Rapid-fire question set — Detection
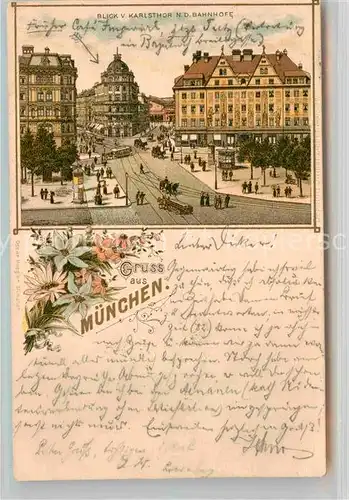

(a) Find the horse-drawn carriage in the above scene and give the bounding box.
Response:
[134,138,147,150]
[159,179,179,196]
[152,146,165,159]
[157,196,193,215]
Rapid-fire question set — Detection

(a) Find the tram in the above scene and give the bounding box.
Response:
[107,146,132,159]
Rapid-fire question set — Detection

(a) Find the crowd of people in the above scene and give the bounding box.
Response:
[199,192,230,209]
[40,188,55,204]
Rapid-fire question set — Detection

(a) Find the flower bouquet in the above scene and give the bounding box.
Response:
[23,227,164,354]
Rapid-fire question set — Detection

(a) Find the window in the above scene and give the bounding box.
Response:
[31,109,36,118]
[269,117,274,127]
[256,91,261,98]
[260,68,268,75]
[269,104,274,112]
[303,118,309,126]
[294,103,299,112]
[228,92,233,98]
[241,91,246,99]
[191,92,196,99]
[20,107,25,116]
[286,78,292,84]
[46,91,52,101]
[215,80,219,86]
[191,119,196,127]
[241,104,246,112]
[268,78,274,84]
[190,80,196,86]
[199,118,205,127]
[37,91,44,101]
[303,104,308,112]
[256,119,261,127]
[181,93,187,99]
[240,78,246,85]
[228,119,233,126]
[255,79,260,85]
[269,90,274,98]
[228,79,233,85]
[182,105,187,114]
[285,90,290,97]
[20,92,25,100]
[200,92,205,99]
[199,105,205,113]
[228,104,233,112]
[256,104,261,112]
[38,108,44,117]
[242,117,247,126]
[181,118,187,127]
[215,118,220,126]
[219,68,227,76]
[303,90,308,97]
[215,104,220,112]
[20,125,25,134]
[294,90,300,97]
[191,105,196,114]
[293,78,298,84]
[215,92,220,99]
[46,108,53,117]
[20,77,25,84]
[294,118,300,126]
[285,117,291,126]
[285,103,290,112]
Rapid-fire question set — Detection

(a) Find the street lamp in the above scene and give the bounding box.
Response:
[125,172,129,206]
[180,144,183,163]
[210,142,217,190]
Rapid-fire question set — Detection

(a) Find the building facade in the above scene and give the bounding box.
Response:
[148,96,175,123]
[85,50,149,137]
[76,87,96,129]
[173,48,311,147]
[19,45,78,147]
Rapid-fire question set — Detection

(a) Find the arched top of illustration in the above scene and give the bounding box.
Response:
[23,227,164,355]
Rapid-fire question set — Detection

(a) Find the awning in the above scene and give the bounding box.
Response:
[214,134,221,140]
[190,134,197,140]
[181,134,188,140]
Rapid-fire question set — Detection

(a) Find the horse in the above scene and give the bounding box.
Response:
[171,182,179,195]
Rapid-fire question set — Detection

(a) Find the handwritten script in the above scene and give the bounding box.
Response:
[13,231,325,479]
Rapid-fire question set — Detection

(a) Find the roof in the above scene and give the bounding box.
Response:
[19,52,76,70]
[173,51,309,88]
[106,56,129,73]
[148,95,174,106]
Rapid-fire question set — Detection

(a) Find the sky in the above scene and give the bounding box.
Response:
[16,4,313,96]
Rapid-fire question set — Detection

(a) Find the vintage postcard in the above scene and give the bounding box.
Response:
[9,0,326,480]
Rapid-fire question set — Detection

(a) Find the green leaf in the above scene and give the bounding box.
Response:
[67,255,89,268]
[67,272,79,294]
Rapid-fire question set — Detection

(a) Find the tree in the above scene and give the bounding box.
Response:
[276,135,295,178]
[237,139,258,180]
[254,138,272,187]
[56,143,78,183]
[34,126,58,182]
[20,129,36,196]
[290,136,311,197]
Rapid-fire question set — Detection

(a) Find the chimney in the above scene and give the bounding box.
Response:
[276,49,281,62]
[283,48,288,56]
[196,50,202,58]
[298,62,303,70]
[242,49,253,61]
[203,52,209,62]
[184,65,190,72]
[232,49,241,62]
[22,45,34,55]
[44,47,50,54]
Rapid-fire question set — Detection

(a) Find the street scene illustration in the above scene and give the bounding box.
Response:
[18,6,313,226]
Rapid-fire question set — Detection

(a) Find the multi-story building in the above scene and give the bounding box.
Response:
[19,45,78,147]
[148,96,175,123]
[76,87,96,129]
[173,47,311,147]
[89,50,148,137]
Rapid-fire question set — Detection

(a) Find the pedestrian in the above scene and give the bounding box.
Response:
[202,161,206,172]
[140,164,144,174]
[50,191,55,204]
[40,188,44,200]
[270,169,273,177]
[136,190,140,205]
[100,167,105,178]
[88,150,91,159]
[218,195,223,209]
[103,183,108,195]
[248,181,252,194]
[94,156,98,165]
[194,150,197,160]
[225,194,230,208]
[277,185,281,197]
[44,188,48,200]
[205,193,210,207]
[255,182,259,194]
[96,172,100,182]
[242,181,247,194]
[190,162,195,172]
[96,184,101,196]
[229,170,233,181]
[140,192,145,205]
[171,152,174,161]
[273,187,277,198]
[288,186,292,198]
[200,192,205,206]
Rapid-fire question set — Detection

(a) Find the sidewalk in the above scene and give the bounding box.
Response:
[21,170,126,210]
[172,153,311,204]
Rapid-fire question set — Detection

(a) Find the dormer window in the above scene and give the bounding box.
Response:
[260,68,268,75]
[219,68,227,76]
[240,78,246,85]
